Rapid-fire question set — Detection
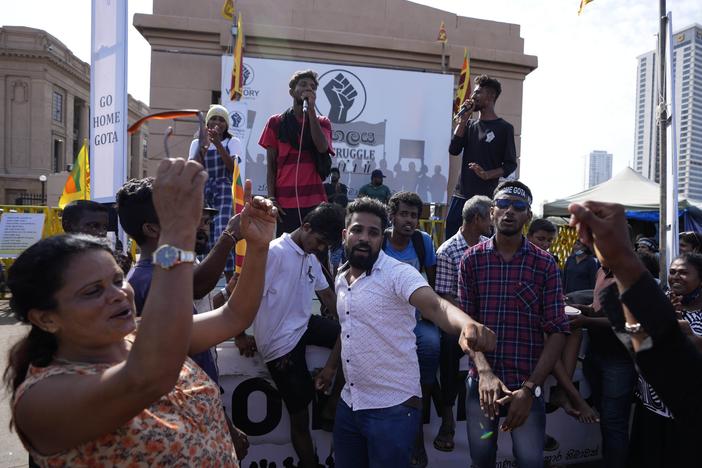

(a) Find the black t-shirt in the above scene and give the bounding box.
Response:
[448,118,517,198]
[563,255,599,293]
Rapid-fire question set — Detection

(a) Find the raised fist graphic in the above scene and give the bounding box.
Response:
[323,73,357,123]
[231,112,243,128]
[242,66,252,86]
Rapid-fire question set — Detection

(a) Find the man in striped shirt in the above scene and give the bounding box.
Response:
[259,70,333,236]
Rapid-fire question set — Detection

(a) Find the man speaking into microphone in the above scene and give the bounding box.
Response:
[446,75,517,239]
[259,70,334,236]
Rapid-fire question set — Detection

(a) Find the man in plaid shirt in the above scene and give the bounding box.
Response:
[458,180,569,468]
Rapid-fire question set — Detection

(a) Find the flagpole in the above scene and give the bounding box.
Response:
[658,0,668,285]
[441,42,446,74]
[83,138,89,201]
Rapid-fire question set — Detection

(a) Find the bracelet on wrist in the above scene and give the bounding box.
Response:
[222,230,239,244]
[220,287,230,300]
[624,322,644,334]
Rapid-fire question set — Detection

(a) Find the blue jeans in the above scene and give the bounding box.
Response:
[583,351,635,468]
[414,316,440,386]
[466,378,546,468]
[333,398,421,468]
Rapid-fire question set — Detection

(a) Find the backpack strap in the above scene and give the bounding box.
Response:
[411,230,427,272]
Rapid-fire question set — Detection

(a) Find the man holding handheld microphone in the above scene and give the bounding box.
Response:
[446,75,518,239]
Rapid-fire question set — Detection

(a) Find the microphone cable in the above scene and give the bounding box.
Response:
[294,103,306,228]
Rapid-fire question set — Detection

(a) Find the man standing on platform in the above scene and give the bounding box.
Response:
[446,75,517,239]
[259,70,334,236]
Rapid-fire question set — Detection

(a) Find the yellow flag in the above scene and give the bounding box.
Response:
[578,0,593,15]
[221,0,234,20]
[453,48,470,114]
[58,140,90,208]
[229,13,244,101]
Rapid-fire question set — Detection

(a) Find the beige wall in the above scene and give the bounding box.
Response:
[135,0,537,192]
[0,26,149,205]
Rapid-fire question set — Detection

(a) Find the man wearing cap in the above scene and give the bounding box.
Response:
[458,180,568,468]
[447,75,517,240]
[358,169,392,204]
[189,104,244,279]
[259,70,334,236]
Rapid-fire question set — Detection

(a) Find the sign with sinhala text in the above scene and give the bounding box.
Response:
[90,0,128,202]
[221,57,454,203]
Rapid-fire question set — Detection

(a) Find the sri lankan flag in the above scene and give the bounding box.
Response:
[58,140,90,208]
[578,0,593,15]
[231,155,246,272]
[453,48,471,115]
[229,13,244,101]
[437,21,448,43]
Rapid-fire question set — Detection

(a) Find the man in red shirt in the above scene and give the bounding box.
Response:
[259,70,333,236]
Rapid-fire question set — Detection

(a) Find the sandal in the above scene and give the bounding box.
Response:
[433,423,455,452]
[410,445,428,468]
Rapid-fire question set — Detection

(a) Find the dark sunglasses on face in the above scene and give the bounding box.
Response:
[494,198,529,212]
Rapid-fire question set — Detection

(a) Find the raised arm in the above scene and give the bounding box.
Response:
[15,159,209,455]
[189,180,277,355]
[410,286,495,354]
[193,215,239,299]
[303,90,330,153]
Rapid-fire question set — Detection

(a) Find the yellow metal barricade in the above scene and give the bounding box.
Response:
[419,219,445,249]
[551,225,578,269]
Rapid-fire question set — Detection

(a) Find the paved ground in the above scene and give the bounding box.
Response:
[0,300,29,468]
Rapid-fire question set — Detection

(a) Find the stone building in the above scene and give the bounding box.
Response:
[0,26,149,206]
[134,0,537,193]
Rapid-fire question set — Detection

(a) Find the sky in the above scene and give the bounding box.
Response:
[4,0,702,214]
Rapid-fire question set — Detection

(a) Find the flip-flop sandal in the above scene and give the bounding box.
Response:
[433,425,455,452]
[410,446,429,468]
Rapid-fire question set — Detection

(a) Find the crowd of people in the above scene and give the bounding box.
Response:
[3,69,701,468]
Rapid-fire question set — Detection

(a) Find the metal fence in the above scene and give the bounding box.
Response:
[13,193,46,206]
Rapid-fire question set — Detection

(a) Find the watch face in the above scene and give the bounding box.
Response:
[534,386,542,398]
[155,246,178,269]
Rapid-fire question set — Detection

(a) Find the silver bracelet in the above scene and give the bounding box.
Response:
[624,322,643,334]
[220,287,230,300]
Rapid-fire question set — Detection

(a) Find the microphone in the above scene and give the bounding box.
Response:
[454,102,473,120]
[302,97,309,113]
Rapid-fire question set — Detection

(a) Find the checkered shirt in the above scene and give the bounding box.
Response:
[458,236,569,390]
[435,232,489,300]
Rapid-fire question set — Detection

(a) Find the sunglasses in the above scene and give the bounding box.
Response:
[494,198,530,212]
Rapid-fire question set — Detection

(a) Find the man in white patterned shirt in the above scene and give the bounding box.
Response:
[433,195,492,452]
[333,197,496,468]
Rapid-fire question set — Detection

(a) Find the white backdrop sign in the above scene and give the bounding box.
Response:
[221,57,453,203]
[90,0,128,202]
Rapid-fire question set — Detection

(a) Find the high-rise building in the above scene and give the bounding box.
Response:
[633,24,702,200]
[583,150,613,189]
